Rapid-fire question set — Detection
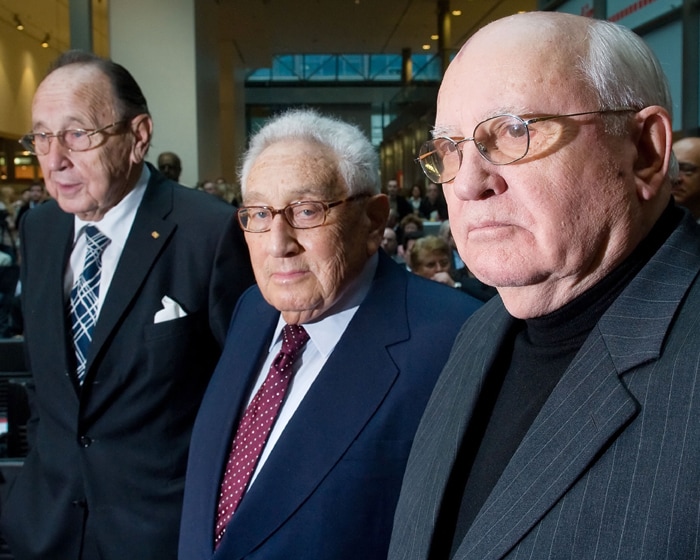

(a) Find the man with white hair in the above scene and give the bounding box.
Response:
[179,109,482,559]
[390,12,700,560]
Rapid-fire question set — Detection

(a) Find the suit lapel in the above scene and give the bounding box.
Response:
[455,214,700,560]
[220,256,411,557]
[84,174,175,379]
[31,206,76,394]
[191,295,279,556]
[457,334,638,560]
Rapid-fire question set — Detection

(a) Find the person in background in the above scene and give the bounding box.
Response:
[408,184,423,215]
[439,220,465,271]
[671,136,700,220]
[419,182,448,221]
[390,12,700,560]
[15,181,45,228]
[0,50,254,560]
[381,226,403,264]
[200,179,225,200]
[386,178,412,221]
[157,151,182,182]
[178,108,482,560]
[410,236,496,301]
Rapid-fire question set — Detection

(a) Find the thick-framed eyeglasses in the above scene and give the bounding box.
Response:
[417,108,638,184]
[19,121,126,156]
[237,193,371,233]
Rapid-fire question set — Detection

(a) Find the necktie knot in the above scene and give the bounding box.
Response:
[281,324,309,356]
[84,225,110,255]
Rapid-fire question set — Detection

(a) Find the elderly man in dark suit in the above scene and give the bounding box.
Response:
[389,12,700,560]
[178,109,482,559]
[0,51,254,560]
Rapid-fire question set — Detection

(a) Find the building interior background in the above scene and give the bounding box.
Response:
[0,1,698,555]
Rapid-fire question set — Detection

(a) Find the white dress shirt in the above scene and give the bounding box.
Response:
[247,252,379,486]
[64,166,150,318]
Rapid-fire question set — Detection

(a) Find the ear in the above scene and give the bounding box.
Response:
[129,114,153,165]
[365,193,390,255]
[632,105,672,201]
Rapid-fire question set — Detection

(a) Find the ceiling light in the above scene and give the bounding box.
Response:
[431,34,439,41]
[41,34,50,48]
[452,10,462,16]
[422,44,431,51]
[14,14,24,31]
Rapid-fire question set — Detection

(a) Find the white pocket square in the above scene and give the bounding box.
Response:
[154,295,188,324]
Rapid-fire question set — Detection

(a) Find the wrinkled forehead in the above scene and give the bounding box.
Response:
[246,139,343,201]
[33,64,116,123]
[436,15,591,134]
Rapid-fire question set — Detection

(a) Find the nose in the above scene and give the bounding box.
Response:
[448,148,507,202]
[266,213,301,257]
[42,135,71,171]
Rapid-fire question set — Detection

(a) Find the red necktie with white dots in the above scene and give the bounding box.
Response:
[214,324,310,548]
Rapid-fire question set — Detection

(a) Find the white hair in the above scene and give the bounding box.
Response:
[238,108,379,196]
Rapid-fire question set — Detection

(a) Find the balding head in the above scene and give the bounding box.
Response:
[672,137,700,218]
[434,12,673,318]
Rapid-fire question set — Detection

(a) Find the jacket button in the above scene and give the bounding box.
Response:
[79,436,92,447]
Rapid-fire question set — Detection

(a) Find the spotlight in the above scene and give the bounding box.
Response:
[41,34,50,48]
[14,14,24,31]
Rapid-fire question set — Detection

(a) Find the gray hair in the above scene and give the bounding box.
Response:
[579,19,676,175]
[238,108,379,196]
[580,19,672,132]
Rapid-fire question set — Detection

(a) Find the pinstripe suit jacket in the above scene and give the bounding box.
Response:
[389,212,700,560]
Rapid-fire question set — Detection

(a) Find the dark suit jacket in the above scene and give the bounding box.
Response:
[178,253,482,560]
[389,213,700,559]
[1,166,255,560]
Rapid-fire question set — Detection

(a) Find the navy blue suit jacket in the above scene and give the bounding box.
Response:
[179,253,481,559]
[389,212,700,559]
[1,166,254,560]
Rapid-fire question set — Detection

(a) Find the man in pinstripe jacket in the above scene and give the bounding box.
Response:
[390,12,700,560]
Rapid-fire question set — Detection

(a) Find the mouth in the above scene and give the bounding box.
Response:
[467,220,513,233]
[270,268,309,284]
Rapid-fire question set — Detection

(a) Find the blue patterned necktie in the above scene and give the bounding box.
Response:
[69,225,111,385]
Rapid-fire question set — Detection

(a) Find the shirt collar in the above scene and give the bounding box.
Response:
[270,252,379,358]
[73,165,150,243]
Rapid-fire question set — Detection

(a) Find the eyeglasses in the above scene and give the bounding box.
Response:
[417,108,638,184]
[19,121,126,156]
[237,193,370,233]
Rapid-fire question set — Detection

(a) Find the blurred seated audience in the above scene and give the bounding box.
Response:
[399,231,425,270]
[419,182,448,221]
[382,227,404,264]
[200,180,226,201]
[410,236,497,301]
[386,179,412,221]
[15,181,45,228]
[408,184,423,215]
[439,220,465,271]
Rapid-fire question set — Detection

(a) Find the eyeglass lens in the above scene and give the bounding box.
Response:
[24,130,93,156]
[240,201,328,232]
[418,114,534,183]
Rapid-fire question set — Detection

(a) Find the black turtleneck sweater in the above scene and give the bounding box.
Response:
[428,202,682,560]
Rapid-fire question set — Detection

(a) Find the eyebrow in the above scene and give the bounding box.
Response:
[431,106,532,138]
[243,187,329,205]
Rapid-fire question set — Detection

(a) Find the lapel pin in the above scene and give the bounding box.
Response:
[151,231,160,239]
